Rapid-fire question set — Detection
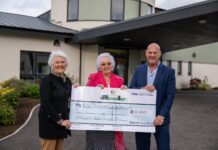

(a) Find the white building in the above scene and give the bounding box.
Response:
[162,42,218,89]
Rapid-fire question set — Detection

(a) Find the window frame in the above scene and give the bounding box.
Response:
[20,51,50,82]
[67,0,79,21]
[140,2,152,16]
[66,0,153,22]
[110,0,125,21]
[167,60,172,68]
[188,61,192,76]
[177,61,182,75]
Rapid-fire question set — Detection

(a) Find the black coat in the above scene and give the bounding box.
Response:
[38,73,72,139]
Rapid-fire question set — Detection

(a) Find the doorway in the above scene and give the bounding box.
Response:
[99,48,129,85]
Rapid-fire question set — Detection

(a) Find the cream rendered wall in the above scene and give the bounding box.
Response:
[162,42,218,88]
[81,45,99,85]
[162,61,191,89]
[162,42,218,64]
[51,0,155,31]
[162,61,218,88]
[0,32,80,82]
[60,21,113,31]
[192,63,218,88]
[51,0,113,31]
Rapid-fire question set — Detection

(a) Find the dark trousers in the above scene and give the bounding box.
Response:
[135,125,170,150]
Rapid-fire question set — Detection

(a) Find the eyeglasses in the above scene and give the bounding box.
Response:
[101,62,112,66]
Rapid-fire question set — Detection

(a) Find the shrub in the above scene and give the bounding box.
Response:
[21,84,40,99]
[190,78,201,89]
[198,82,211,90]
[190,76,212,91]
[0,77,27,92]
[0,88,19,108]
[0,77,40,99]
[0,103,16,125]
[0,77,27,98]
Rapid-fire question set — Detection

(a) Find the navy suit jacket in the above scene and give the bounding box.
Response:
[129,63,176,125]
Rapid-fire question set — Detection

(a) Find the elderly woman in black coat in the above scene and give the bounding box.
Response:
[38,50,72,150]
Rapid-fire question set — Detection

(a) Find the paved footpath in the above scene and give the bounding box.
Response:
[0,91,218,150]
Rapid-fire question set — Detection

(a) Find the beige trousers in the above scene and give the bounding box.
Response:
[40,138,64,150]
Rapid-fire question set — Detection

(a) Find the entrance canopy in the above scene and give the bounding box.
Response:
[68,0,218,52]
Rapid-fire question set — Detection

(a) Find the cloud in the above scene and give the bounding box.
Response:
[14,0,48,10]
[12,0,50,16]
[0,0,50,16]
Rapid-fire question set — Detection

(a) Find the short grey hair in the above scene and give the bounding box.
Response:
[48,50,69,67]
[96,53,115,71]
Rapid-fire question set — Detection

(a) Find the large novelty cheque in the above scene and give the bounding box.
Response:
[69,86,156,133]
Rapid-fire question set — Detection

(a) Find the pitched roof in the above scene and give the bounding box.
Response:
[0,12,76,36]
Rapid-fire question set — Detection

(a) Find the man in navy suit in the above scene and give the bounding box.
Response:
[129,43,176,150]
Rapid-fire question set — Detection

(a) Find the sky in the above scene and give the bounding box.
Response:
[0,0,207,17]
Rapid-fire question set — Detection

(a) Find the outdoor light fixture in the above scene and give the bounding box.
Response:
[123,38,131,42]
[198,17,207,24]
[192,52,196,58]
[198,19,207,24]
[53,39,60,47]
[172,42,180,47]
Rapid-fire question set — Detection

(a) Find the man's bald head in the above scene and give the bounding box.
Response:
[146,43,161,52]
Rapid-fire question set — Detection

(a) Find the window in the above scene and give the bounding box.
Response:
[67,0,79,21]
[20,51,50,82]
[125,0,139,20]
[80,0,110,20]
[111,0,124,21]
[67,0,153,21]
[177,61,182,75]
[140,2,152,16]
[167,60,172,68]
[188,62,192,76]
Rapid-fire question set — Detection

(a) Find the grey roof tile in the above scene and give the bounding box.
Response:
[0,12,76,34]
